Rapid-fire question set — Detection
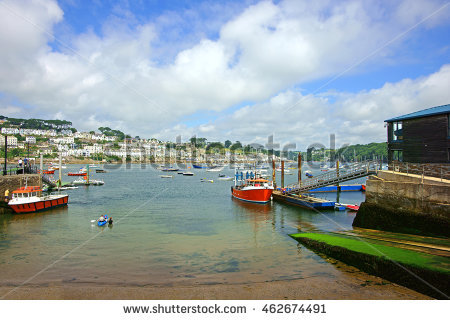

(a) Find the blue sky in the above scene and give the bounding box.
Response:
[0,0,449,149]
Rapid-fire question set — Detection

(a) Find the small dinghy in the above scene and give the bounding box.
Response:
[160,175,173,178]
[200,179,214,183]
[183,172,194,176]
[98,215,108,227]
[345,204,360,211]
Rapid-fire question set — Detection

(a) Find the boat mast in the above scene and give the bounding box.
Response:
[58,152,62,188]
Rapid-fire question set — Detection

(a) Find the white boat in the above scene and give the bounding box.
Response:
[218,177,233,181]
[72,178,86,185]
[206,166,224,172]
[183,172,194,176]
[200,179,214,183]
[73,178,104,185]
[57,186,78,190]
[160,175,173,178]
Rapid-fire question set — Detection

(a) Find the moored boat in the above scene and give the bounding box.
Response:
[192,164,209,169]
[231,178,273,203]
[8,186,68,214]
[68,168,87,176]
[345,204,360,211]
[68,172,87,176]
[206,166,224,172]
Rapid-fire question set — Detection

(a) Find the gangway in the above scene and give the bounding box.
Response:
[28,166,58,188]
[284,161,379,195]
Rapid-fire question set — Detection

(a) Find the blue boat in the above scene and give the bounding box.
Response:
[193,164,209,169]
[98,215,108,227]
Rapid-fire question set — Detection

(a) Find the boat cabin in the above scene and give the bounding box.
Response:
[245,179,271,187]
[11,186,42,198]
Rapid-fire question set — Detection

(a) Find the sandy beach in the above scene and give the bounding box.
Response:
[0,269,430,300]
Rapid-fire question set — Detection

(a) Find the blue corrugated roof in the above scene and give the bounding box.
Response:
[385,104,450,122]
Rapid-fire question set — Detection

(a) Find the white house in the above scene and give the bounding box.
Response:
[25,136,36,144]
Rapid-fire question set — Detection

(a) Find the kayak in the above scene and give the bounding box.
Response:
[98,215,108,226]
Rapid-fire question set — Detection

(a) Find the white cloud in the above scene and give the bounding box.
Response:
[166,64,450,150]
[0,0,449,142]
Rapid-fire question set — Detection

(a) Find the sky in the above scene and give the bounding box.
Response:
[0,0,449,150]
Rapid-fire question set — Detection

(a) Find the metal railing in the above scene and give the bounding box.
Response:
[283,160,379,195]
[388,161,450,181]
[2,164,36,175]
[27,165,57,187]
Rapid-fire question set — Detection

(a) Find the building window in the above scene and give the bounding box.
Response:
[448,114,450,137]
[392,121,403,141]
[393,150,403,162]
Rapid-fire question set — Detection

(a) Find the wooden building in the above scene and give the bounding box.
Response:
[385,104,450,163]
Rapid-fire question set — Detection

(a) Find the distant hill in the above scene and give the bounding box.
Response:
[296,142,387,162]
[0,116,76,132]
[337,142,387,162]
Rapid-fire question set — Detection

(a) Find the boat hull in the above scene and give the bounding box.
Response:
[193,164,209,169]
[68,172,87,176]
[231,186,273,203]
[8,195,69,214]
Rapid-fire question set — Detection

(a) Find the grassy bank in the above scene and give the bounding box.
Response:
[290,232,450,299]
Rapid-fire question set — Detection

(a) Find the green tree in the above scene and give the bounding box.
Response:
[230,141,242,151]
[224,140,232,148]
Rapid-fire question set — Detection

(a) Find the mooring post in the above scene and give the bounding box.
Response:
[298,153,302,186]
[336,160,340,189]
[39,154,43,196]
[272,159,276,188]
[3,135,7,175]
[281,160,285,188]
[58,152,62,188]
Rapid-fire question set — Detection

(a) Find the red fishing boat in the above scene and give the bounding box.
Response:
[8,186,69,214]
[231,178,274,203]
[68,172,87,176]
[68,168,87,176]
[41,170,55,174]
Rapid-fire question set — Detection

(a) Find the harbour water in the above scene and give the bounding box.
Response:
[0,164,422,297]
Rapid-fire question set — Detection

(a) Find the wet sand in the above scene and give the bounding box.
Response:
[0,271,430,300]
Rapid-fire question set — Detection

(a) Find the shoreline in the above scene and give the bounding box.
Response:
[0,276,430,300]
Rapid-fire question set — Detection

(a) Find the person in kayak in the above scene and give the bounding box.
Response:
[98,215,106,222]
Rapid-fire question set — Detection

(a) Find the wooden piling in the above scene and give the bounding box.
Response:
[39,154,43,196]
[272,159,276,188]
[336,160,340,188]
[281,160,285,188]
[3,135,7,175]
[58,153,62,188]
[298,153,302,185]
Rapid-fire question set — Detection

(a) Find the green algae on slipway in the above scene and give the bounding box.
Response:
[290,232,450,299]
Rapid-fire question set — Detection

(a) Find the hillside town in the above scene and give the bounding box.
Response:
[0,117,261,164]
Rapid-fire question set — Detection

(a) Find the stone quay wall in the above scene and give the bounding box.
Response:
[353,170,450,237]
[0,175,40,214]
